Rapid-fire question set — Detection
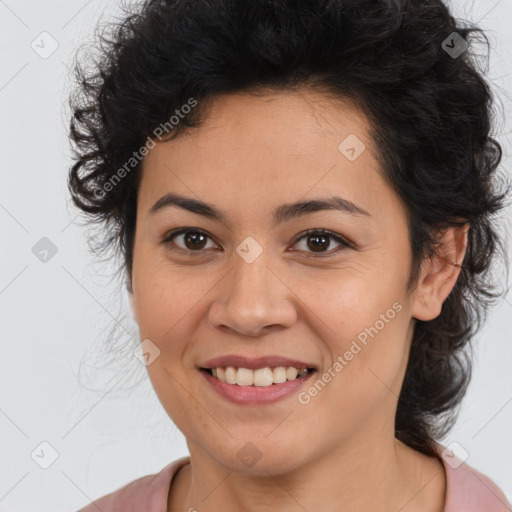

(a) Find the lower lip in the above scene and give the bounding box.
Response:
[200,369,316,405]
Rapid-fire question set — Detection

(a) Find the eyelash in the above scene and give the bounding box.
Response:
[160,228,354,258]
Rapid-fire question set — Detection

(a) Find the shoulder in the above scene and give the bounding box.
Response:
[436,443,511,512]
[76,456,191,512]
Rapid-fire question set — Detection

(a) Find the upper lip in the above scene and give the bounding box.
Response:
[199,355,317,370]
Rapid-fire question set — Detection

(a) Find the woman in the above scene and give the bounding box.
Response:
[69,0,511,510]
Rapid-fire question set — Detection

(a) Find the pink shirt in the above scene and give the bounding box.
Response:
[76,444,511,511]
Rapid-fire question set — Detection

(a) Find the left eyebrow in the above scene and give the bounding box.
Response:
[273,196,371,224]
[149,192,371,226]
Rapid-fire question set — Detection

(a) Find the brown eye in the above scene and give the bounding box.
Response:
[161,229,218,254]
[291,229,353,257]
[181,231,208,250]
[306,233,330,252]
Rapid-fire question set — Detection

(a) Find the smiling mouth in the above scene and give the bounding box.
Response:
[201,366,317,386]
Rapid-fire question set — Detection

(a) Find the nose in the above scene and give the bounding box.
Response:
[208,250,298,337]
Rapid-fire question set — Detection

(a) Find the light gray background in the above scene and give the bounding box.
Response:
[1,1,511,511]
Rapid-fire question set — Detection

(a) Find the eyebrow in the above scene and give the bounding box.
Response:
[149,192,371,225]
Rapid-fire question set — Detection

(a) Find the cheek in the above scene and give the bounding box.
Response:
[132,253,211,339]
[132,266,211,433]
[295,270,411,419]
[298,263,408,348]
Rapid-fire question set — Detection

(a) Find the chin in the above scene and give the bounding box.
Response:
[203,438,312,476]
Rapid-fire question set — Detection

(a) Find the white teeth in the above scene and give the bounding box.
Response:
[236,367,254,386]
[253,367,274,386]
[272,366,287,383]
[208,365,312,386]
[286,367,299,380]
[225,366,237,384]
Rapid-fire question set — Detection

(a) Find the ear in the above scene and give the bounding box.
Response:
[411,224,469,321]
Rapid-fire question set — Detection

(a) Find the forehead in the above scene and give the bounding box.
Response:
[137,89,399,226]
[160,88,374,159]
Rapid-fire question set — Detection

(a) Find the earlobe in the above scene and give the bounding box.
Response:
[411,224,469,321]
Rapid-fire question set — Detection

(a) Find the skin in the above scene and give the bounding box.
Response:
[128,88,468,512]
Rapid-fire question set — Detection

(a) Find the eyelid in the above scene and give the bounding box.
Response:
[160,227,355,256]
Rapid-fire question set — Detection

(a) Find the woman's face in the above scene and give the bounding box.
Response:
[130,89,433,474]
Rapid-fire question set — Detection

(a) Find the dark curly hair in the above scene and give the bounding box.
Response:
[67,0,509,457]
